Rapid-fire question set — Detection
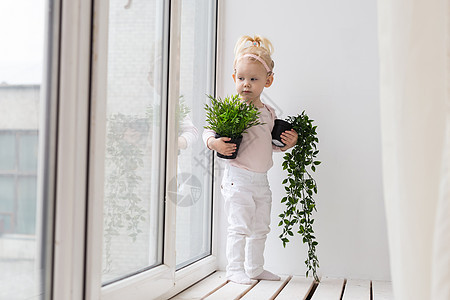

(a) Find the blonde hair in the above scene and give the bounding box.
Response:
[233,35,274,74]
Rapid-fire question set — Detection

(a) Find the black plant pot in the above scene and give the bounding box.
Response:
[215,134,243,159]
[271,119,293,147]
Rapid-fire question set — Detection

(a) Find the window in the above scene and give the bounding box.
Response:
[0,0,218,298]
[101,0,165,284]
[87,0,218,298]
[175,0,216,269]
[0,129,39,234]
[0,1,55,298]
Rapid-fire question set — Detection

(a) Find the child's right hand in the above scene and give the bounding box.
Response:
[208,137,237,156]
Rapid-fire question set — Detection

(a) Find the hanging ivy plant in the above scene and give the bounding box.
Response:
[278,111,321,282]
[103,113,148,273]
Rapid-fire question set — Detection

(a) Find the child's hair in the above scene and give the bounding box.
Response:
[233,35,274,75]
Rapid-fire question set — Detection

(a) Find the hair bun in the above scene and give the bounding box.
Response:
[233,35,275,72]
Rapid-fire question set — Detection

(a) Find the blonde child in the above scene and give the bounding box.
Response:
[202,35,298,284]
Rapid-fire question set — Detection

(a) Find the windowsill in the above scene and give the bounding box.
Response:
[0,233,36,240]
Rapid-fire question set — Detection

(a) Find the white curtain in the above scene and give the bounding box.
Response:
[378,0,450,299]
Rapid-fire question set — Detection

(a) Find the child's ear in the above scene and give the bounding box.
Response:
[232,73,236,82]
[265,74,274,87]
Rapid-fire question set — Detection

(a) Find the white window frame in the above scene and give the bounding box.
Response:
[51,0,219,297]
[84,0,218,299]
[51,0,93,299]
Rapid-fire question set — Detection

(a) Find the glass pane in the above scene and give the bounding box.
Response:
[102,0,165,284]
[0,176,15,210]
[174,0,215,269]
[19,134,39,172]
[0,0,48,298]
[0,134,16,170]
[17,177,37,234]
[0,215,13,233]
[0,176,15,232]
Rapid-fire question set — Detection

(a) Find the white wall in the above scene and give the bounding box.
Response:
[214,0,390,280]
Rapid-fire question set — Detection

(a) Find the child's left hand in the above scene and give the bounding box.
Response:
[279,129,298,151]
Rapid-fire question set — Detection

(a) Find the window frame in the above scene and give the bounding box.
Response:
[51,0,93,298]
[82,0,219,299]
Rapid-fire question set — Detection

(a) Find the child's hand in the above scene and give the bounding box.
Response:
[208,137,237,156]
[279,129,298,151]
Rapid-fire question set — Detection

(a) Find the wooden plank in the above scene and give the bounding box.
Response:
[241,275,289,300]
[275,276,315,300]
[372,280,393,300]
[342,279,370,300]
[204,280,258,300]
[311,277,344,300]
[170,271,227,300]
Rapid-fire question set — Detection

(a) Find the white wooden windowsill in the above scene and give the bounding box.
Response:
[169,271,393,300]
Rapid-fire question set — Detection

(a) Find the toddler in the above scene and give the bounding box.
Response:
[203,35,298,284]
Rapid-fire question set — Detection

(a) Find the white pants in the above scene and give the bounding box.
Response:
[221,165,272,278]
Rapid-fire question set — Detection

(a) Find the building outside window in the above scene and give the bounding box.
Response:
[0,127,39,235]
[0,85,42,297]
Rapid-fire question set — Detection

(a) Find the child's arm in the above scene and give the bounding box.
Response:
[269,119,298,152]
[202,129,237,156]
[207,137,237,157]
[179,115,199,149]
[278,129,298,151]
[264,103,298,152]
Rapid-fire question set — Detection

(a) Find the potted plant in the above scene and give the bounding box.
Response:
[277,111,321,282]
[204,94,262,159]
[272,119,293,147]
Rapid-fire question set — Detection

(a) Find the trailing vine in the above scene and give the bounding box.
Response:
[278,111,321,282]
[103,113,148,273]
[103,98,189,273]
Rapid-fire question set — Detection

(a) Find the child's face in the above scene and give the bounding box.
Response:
[232,58,273,104]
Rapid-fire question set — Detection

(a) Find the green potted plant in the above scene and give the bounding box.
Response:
[204,94,262,159]
[277,111,321,282]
